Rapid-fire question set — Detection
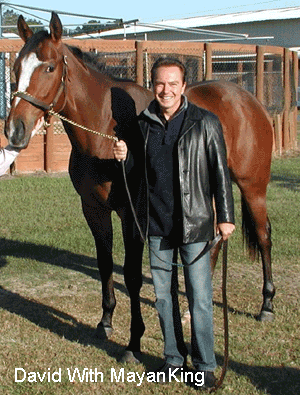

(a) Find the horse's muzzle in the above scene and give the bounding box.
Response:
[6,119,30,149]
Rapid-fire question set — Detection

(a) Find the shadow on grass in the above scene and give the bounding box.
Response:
[270,173,300,192]
[0,237,154,309]
[1,285,298,394]
[4,238,293,393]
[0,285,159,369]
[216,354,300,395]
[1,237,259,320]
[213,300,257,320]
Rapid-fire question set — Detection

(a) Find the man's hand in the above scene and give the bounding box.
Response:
[216,223,235,241]
[113,140,128,162]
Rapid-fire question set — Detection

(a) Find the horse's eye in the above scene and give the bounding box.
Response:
[46,65,55,73]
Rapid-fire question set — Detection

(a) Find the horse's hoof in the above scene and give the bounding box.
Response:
[94,324,114,340]
[119,350,142,364]
[257,310,274,322]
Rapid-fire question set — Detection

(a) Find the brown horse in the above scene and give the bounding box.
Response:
[5,12,275,362]
[185,81,275,320]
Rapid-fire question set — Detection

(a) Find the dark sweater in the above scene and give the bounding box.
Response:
[145,100,186,238]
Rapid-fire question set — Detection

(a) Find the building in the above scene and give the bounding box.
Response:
[76,6,300,53]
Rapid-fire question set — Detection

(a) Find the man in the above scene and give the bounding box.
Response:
[0,118,44,176]
[114,57,235,389]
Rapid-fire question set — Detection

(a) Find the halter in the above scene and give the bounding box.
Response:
[11,55,118,142]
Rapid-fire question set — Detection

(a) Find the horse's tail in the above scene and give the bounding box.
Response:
[241,196,260,261]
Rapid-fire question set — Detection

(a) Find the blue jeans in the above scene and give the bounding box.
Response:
[149,236,217,372]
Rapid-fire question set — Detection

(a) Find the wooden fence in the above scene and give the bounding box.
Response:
[0,39,298,174]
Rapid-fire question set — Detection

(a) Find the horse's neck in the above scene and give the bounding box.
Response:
[61,49,115,157]
[61,47,152,157]
[65,54,108,105]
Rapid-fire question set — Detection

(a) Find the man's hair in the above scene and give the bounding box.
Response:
[151,57,187,84]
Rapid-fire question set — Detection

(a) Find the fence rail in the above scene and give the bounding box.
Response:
[0,39,298,174]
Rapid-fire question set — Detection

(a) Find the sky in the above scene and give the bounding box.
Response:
[1,0,299,28]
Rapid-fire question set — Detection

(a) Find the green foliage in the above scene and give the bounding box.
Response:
[74,20,103,35]
[1,7,104,37]
[2,9,43,35]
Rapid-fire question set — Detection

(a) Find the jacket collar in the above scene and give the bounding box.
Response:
[138,98,207,140]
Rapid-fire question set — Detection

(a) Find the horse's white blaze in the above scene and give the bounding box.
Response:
[15,52,42,107]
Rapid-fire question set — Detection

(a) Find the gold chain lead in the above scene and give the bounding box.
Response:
[48,109,118,142]
[11,90,118,143]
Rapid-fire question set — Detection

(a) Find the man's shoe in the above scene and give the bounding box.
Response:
[196,371,217,390]
[185,370,217,390]
[153,362,184,384]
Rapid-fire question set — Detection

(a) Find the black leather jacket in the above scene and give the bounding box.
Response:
[125,100,235,244]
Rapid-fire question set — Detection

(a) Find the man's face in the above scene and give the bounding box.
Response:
[153,65,186,119]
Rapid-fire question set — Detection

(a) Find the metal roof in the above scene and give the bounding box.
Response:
[76,6,300,39]
[160,6,300,28]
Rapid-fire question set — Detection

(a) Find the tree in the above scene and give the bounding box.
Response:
[72,20,103,36]
[2,9,43,35]
[1,8,101,37]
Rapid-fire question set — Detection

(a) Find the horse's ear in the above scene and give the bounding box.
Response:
[49,12,62,42]
[17,15,33,42]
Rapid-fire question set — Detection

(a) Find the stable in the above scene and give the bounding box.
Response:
[77,6,300,50]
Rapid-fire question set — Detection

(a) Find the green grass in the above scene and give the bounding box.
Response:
[0,150,299,395]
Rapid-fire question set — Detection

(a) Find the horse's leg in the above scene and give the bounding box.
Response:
[81,200,116,338]
[240,190,275,322]
[118,207,145,363]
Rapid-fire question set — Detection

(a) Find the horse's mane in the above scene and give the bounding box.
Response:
[67,45,106,73]
[67,45,133,82]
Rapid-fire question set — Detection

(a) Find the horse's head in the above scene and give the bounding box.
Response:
[5,12,66,148]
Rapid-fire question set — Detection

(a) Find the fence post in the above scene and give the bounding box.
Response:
[197,44,204,82]
[44,116,54,173]
[256,45,264,104]
[292,50,299,150]
[204,43,212,81]
[237,61,243,86]
[136,41,144,87]
[283,48,291,150]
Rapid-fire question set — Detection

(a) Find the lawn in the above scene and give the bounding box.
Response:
[0,150,299,395]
